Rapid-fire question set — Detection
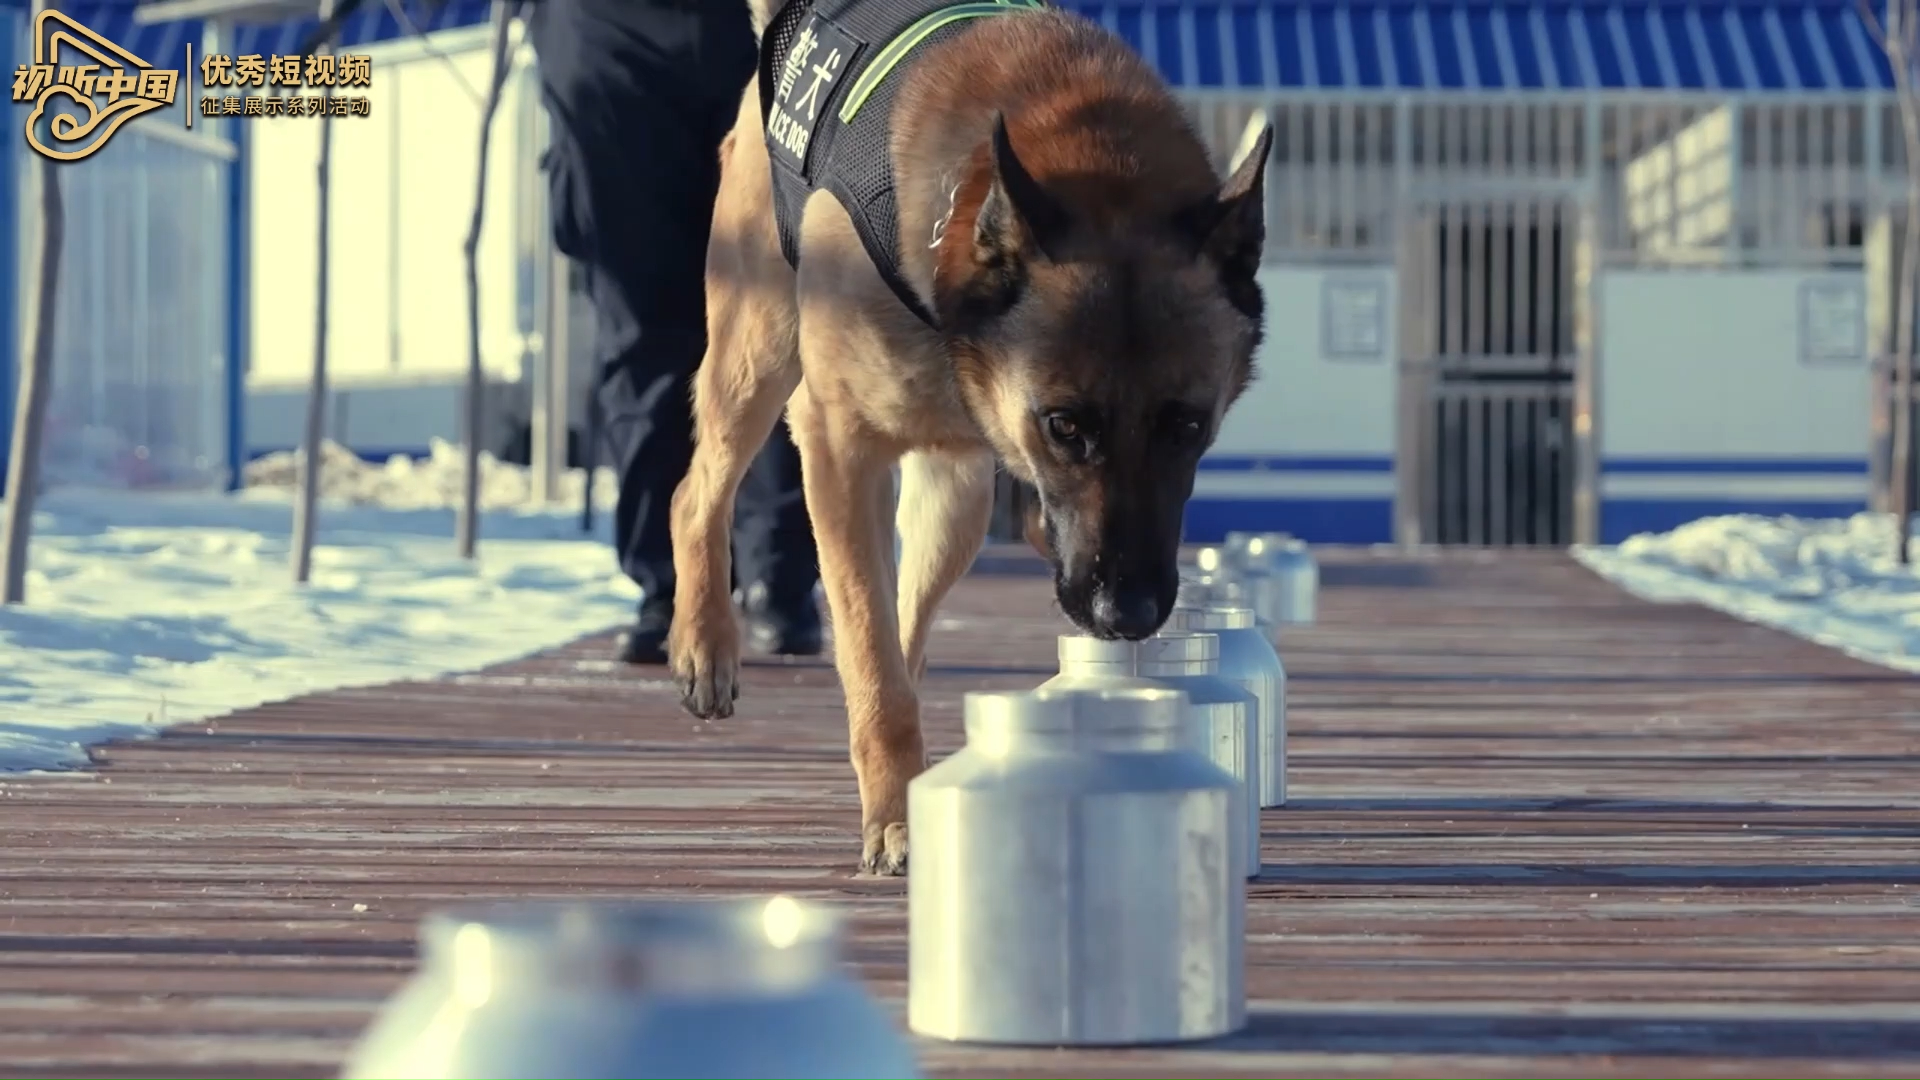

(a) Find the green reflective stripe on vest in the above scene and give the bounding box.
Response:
[836,0,1046,124]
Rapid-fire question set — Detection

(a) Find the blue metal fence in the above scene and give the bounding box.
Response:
[1,2,243,492]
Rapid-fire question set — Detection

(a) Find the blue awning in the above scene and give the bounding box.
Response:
[1056,1,1896,92]
[35,0,1903,93]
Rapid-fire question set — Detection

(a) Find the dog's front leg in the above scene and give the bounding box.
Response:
[665,99,801,719]
[788,386,922,876]
[895,449,995,684]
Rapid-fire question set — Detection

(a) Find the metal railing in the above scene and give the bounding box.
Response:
[505,87,1902,542]
[1181,92,1896,269]
[1413,368,1576,546]
[1177,90,1894,546]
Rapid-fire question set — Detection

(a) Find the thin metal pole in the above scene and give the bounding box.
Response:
[222,22,250,493]
[1391,96,1423,546]
[525,63,552,502]
[1570,99,1604,547]
[529,262,553,503]
[547,246,571,500]
[1896,32,1919,564]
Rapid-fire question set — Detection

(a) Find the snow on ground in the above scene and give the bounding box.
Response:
[13,437,1913,774]
[1,441,637,773]
[242,438,621,512]
[1574,511,1920,674]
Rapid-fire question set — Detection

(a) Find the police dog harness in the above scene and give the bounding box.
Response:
[758,0,1047,329]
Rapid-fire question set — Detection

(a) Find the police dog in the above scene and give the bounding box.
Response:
[668,0,1273,875]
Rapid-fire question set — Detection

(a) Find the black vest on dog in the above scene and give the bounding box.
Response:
[758,0,1046,329]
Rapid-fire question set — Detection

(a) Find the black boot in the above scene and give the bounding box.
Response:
[739,581,823,657]
[615,596,673,665]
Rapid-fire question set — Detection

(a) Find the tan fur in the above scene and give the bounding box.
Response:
[747,0,783,36]
[670,3,1271,875]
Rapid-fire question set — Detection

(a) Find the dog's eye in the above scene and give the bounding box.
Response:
[1046,414,1080,443]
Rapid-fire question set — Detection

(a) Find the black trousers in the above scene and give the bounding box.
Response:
[530,0,818,612]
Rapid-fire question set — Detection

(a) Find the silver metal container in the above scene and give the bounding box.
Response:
[908,686,1246,1046]
[1040,633,1260,877]
[1222,530,1261,557]
[1259,534,1319,625]
[341,898,919,1080]
[1175,572,1251,614]
[1194,543,1284,628]
[1191,544,1237,579]
[1177,574,1263,627]
[1165,598,1287,809]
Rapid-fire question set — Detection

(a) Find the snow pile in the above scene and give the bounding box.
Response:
[0,488,637,773]
[243,438,620,513]
[1574,512,1920,673]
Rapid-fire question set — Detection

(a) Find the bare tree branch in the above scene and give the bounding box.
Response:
[1858,0,1890,47]
[0,0,65,605]
[455,0,522,560]
[291,0,340,584]
[378,0,485,106]
[1865,0,1920,564]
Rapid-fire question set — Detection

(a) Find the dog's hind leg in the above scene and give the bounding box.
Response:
[895,449,994,684]
[786,382,922,875]
[668,94,801,720]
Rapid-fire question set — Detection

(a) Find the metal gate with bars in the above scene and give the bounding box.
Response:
[1400,198,1584,546]
[1184,90,1891,549]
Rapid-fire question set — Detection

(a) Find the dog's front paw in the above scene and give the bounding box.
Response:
[852,733,924,877]
[859,820,909,876]
[668,605,741,720]
[860,814,910,876]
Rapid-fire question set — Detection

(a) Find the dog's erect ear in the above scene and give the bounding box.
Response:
[976,112,1070,266]
[1175,122,1273,286]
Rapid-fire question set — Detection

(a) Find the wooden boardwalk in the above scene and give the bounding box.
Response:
[3,547,1919,1079]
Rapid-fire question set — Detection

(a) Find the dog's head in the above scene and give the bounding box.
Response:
[937,114,1273,640]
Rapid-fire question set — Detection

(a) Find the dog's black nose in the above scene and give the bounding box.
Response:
[1091,583,1162,641]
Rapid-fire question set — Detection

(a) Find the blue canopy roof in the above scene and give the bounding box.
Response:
[34,0,1902,93]
[1059,0,1895,91]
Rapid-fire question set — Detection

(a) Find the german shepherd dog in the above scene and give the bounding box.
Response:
[668,0,1273,875]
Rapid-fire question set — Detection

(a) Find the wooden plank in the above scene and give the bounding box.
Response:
[1,549,1918,1078]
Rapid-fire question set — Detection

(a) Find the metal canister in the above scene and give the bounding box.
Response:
[1267,534,1313,626]
[1192,544,1237,579]
[341,897,919,1079]
[1257,533,1319,625]
[908,686,1246,1046]
[1165,597,1287,809]
[1040,633,1260,877]
[1195,543,1284,628]
[1177,574,1263,627]
[1221,531,1280,582]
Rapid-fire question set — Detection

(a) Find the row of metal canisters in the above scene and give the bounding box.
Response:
[1197,530,1320,629]
[341,538,1317,1077]
[907,536,1310,1047]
